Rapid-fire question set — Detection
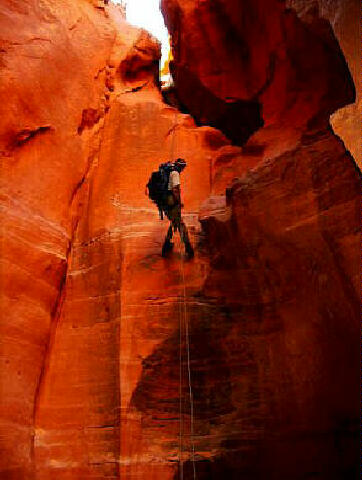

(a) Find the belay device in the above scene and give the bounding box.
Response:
[146,162,174,219]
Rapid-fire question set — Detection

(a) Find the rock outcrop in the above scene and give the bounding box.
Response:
[287,0,361,166]
[0,0,359,479]
[197,129,360,479]
[161,0,355,151]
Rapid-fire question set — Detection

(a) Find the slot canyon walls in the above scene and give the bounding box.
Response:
[0,0,360,479]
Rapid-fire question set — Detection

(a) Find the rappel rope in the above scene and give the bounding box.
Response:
[181,256,197,480]
[178,275,184,480]
[170,111,197,480]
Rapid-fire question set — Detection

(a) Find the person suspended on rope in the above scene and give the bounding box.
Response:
[146,158,194,259]
[163,158,194,258]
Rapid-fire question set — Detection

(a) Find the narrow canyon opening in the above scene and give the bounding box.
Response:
[124,0,265,146]
[122,0,173,85]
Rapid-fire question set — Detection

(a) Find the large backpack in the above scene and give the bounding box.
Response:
[146,162,174,219]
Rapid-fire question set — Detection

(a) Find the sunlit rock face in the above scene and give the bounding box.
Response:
[0,1,222,478]
[0,0,359,479]
[0,1,123,477]
[287,0,361,165]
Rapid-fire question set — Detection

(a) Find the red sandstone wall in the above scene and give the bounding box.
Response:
[161,0,360,477]
[0,1,222,477]
[0,0,359,479]
[0,1,120,477]
[162,0,355,148]
[198,130,359,479]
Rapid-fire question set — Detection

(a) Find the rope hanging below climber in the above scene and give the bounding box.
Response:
[145,112,197,477]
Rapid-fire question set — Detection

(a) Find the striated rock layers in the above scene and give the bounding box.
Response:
[0,1,220,478]
[162,0,360,478]
[0,0,360,479]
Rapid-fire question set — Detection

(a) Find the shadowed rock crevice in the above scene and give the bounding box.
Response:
[77,108,101,134]
[162,0,356,146]
[168,63,264,145]
[10,125,52,150]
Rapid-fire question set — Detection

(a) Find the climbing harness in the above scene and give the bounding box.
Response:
[170,111,197,480]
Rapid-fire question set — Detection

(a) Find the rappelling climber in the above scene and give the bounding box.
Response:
[162,158,194,258]
[146,158,194,259]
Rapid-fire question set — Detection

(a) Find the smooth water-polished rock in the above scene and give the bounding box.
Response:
[0,0,359,479]
[162,0,356,151]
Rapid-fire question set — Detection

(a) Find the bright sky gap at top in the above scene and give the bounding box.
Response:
[113,0,170,67]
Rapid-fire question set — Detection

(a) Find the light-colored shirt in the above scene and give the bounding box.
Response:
[168,170,180,190]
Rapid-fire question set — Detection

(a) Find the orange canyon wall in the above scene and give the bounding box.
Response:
[0,0,360,479]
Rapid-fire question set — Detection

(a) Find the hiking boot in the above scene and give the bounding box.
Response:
[162,239,173,257]
[184,242,194,259]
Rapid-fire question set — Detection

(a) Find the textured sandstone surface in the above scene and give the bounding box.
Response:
[0,2,221,478]
[163,1,360,478]
[0,0,360,479]
[0,1,122,477]
[198,130,359,479]
[162,0,360,164]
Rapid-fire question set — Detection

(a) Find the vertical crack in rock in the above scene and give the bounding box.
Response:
[30,171,91,467]
[30,238,71,467]
[32,28,128,476]
[30,33,121,475]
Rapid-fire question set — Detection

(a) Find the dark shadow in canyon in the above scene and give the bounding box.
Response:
[131,300,235,429]
[162,63,264,146]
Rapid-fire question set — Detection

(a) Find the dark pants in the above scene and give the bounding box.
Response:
[165,195,190,245]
